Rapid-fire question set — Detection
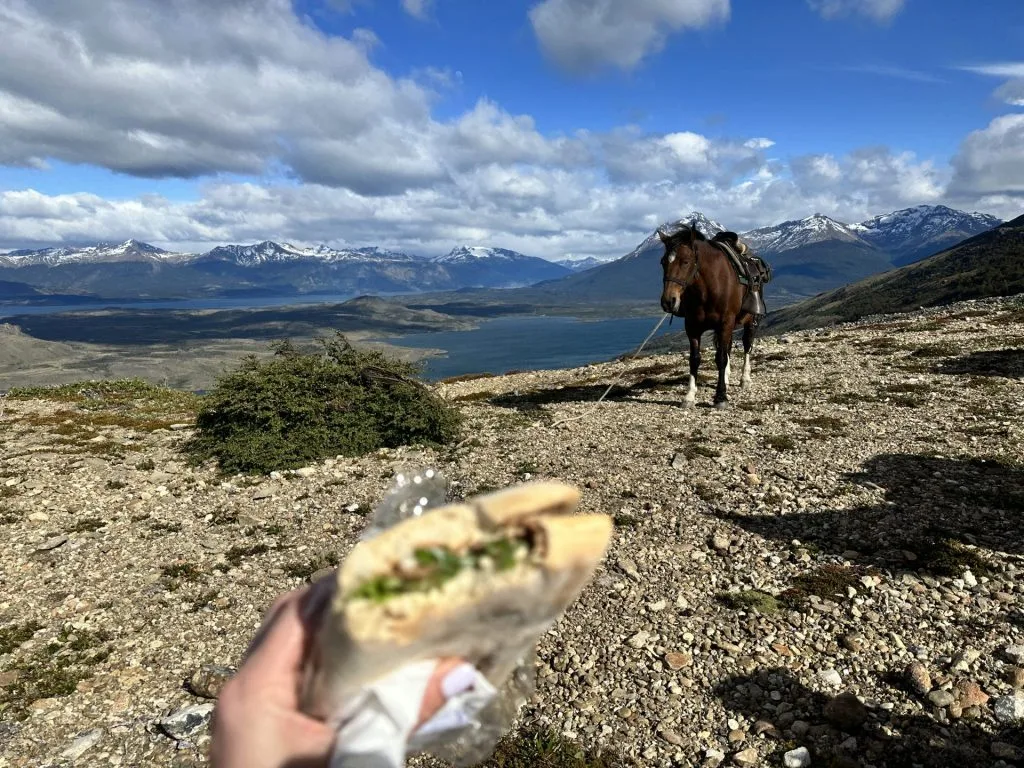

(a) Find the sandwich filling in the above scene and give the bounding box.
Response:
[348,531,537,604]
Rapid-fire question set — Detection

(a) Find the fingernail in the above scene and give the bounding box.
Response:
[440,663,477,699]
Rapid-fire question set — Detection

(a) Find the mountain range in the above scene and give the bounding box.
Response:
[0,205,1003,305]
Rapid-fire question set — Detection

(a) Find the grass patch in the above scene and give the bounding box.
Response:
[795,416,847,434]
[613,512,639,528]
[283,551,340,580]
[691,480,723,503]
[183,335,461,475]
[717,590,781,614]
[482,724,622,768]
[105,479,127,490]
[7,378,197,409]
[0,625,113,721]
[912,536,991,578]
[781,564,876,606]
[515,460,540,475]
[222,543,272,568]
[135,458,156,471]
[909,343,959,359]
[765,434,797,451]
[0,620,44,655]
[68,517,105,533]
[0,486,19,500]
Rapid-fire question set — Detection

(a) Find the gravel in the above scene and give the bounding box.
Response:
[0,294,1022,767]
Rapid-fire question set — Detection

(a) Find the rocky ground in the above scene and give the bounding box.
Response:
[1,295,1022,768]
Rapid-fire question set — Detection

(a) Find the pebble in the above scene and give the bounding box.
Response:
[954,679,989,708]
[732,747,759,766]
[665,652,693,670]
[157,703,216,741]
[818,668,843,688]
[784,746,811,768]
[1009,667,1024,689]
[60,729,103,760]
[187,665,235,699]
[1004,644,1024,665]
[928,689,955,708]
[904,661,931,696]
[992,692,1024,724]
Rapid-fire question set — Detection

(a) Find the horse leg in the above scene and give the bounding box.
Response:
[714,322,735,407]
[741,321,754,387]
[684,332,701,409]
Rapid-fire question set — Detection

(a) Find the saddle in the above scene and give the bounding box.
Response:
[710,231,773,319]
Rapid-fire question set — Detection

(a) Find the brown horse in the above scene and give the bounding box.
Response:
[658,224,759,408]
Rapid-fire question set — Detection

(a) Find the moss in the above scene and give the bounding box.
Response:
[717,590,781,614]
[183,335,461,475]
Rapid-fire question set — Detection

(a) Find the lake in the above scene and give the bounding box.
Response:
[377,314,673,381]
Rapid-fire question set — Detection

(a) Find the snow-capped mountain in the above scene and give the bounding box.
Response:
[431,245,570,286]
[432,246,531,264]
[555,256,607,272]
[849,205,1003,265]
[740,214,868,255]
[200,241,416,267]
[0,239,192,267]
[623,211,727,261]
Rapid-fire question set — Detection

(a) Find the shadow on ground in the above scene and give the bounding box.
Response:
[715,453,1024,569]
[933,349,1024,379]
[713,667,1023,767]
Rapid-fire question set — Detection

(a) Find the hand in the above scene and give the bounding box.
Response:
[210,578,464,768]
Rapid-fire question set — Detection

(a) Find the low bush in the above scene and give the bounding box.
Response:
[184,335,461,474]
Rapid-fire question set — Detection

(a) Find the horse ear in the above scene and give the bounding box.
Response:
[657,228,670,244]
[691,223,705,241]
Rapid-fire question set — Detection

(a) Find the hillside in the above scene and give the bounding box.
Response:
[766,212,1024,334]
[1,297,1021,767]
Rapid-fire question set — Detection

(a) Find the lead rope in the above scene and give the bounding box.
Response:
[539,312,672,430]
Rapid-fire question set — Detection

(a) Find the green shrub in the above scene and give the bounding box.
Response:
[183,335,462,475]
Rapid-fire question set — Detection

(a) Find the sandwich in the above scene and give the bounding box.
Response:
[300,480,611,721]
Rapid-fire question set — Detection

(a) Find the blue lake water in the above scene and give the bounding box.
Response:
[377,314,673,381]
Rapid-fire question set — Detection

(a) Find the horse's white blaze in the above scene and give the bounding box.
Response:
[684,374,697,404]
[741,352,752,386]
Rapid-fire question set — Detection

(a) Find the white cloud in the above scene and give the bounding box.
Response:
[0,0,1016,259]
[808,0,907,23]
[401,0,432,19]
[950,114,1024,197]
[958,62,1024,107]
[528,0,730,74]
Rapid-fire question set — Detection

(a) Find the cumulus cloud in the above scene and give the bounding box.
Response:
[0,140,977,259]
[808,0,906,23]
[528,0,730,74]
[950,114,1024,197]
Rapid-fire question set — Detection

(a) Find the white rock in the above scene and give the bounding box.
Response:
[61,729,103,759]
[818,668,843,688]
[784,746,811,768]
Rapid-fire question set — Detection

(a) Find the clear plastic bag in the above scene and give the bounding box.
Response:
[352,466,536,767]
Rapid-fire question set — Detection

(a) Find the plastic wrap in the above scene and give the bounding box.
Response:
[309,466,537,767]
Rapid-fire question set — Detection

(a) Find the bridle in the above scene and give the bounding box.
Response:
[662,240,701,291]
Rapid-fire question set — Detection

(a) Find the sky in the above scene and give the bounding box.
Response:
[0,0,1022,260]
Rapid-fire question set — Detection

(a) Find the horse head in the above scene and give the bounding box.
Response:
[658,223,705,315]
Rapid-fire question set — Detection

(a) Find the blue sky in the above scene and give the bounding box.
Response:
[0,0,1021,259]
